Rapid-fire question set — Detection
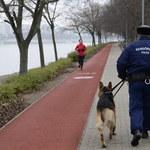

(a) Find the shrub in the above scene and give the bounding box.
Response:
[0,58,72,102]
[0,84,16,101]
[68,51,78,62]
[85,46,96,56]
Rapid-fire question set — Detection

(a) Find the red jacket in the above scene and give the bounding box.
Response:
[75,44,87,56]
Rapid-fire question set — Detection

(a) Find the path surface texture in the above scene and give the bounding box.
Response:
[0,44,112,150]
[77,43,150,150]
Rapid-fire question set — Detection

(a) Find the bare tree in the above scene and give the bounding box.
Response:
[23,2,45,68]
[96,8,103,45]
[0,0,58,75]
[101,0,150,44]
[43,1,61,62]
[81,1,101,46]
[96,26,102,45]
[62,0,85,40]
[62,0,101,46]
[66,0,101,46]
[63,12,84,40]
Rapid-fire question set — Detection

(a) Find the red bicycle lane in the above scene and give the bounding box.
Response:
[0,44,113,150]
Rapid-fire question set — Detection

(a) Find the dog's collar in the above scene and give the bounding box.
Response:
[105,91,112,95]
[103,87,113,97]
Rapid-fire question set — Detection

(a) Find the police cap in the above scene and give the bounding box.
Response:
[137,25,150,35]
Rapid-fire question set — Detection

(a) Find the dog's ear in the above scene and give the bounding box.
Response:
[108,82,112,90]
[99,82,104,90]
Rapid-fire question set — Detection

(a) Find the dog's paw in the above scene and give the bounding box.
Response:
[109,133,112,139]
[102,144,107,148]
[113,132,116,135]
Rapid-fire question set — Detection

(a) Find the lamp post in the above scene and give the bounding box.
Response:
[142,0,144,25]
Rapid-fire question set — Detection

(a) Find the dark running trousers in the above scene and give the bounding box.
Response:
[78,55,85,68]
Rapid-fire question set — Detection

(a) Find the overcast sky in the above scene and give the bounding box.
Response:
[98,0,109,4]
[0,0,110,27]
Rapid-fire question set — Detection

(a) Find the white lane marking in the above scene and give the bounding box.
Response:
[78,72,96,75]
[74,76,94,79]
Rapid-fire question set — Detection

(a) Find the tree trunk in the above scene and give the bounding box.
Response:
[37,28,45,68]
[98,30,102,45]
[78,32,82,40]
[105,36,107,43]
[51,25,58,61]
[98,35,102,45]
[98,36,100,45]
[92,34,96,47]
[19,43,29,75]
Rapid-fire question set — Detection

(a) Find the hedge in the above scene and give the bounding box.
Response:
[0,58,72,101]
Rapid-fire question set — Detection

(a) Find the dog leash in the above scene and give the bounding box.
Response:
[111,80,125,98]
[113,82,125,97]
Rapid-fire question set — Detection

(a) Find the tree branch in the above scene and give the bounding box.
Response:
[26,0,45,43]
[0,0,19,40]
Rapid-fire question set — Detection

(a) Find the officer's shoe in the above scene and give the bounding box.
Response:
[142,131,148,138]
[131,130,141,146]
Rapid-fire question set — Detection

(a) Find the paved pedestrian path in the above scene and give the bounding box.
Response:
[77,43,150,150]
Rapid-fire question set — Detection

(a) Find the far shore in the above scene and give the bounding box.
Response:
[0,39,92,45]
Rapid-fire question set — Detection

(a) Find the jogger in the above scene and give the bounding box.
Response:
[75,39,87,70]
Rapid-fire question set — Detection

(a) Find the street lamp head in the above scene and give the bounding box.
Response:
[137,25,150,35]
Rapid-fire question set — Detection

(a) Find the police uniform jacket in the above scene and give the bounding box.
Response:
[117,36,150,79]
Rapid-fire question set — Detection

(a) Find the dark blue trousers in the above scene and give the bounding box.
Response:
[129,81,150,135]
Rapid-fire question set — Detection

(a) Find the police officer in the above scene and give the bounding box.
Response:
[117,25,150,146]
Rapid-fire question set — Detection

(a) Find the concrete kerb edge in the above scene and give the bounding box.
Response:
[0,44,110,131]
[76,87,99,150]
[76,44,113,150]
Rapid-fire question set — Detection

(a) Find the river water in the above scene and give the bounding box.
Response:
[0,42,91,76]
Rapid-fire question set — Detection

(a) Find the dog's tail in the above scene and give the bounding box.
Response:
[102,109,115,127]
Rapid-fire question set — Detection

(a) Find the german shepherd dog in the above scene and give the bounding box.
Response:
[96,81,116,148]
